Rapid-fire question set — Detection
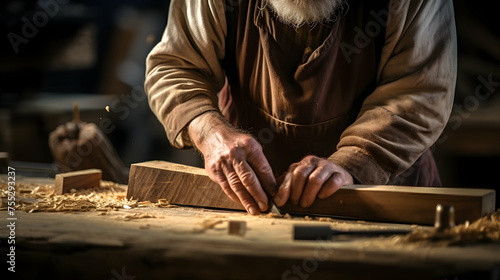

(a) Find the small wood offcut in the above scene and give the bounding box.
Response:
[55,169,102,195]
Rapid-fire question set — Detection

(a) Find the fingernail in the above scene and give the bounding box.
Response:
[300,200,308,208]
[274,196,282,205]
[258,201,267,211]
[248,206,259,215]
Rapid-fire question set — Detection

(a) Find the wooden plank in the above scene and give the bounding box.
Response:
[55,169,102,194]
[127,161,496,225]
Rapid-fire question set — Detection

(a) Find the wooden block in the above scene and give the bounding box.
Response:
[127,161,496,225]
[127,161,244,210]
[228,221,246,236]
[55,169,102,195]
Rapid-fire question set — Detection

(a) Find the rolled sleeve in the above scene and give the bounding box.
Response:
[145,0,227,148]
[329,0,457,184]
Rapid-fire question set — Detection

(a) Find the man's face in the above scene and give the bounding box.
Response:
[266,0,347,28]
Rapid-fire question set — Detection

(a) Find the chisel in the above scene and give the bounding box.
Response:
[293,225,411,240]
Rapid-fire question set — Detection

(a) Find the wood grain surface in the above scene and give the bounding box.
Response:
[7,206,500,280]
[3,175,500,280]
[127,161,496,225]
[55,169,102,194]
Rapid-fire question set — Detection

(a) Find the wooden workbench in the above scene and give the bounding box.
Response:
[1,177,499,280]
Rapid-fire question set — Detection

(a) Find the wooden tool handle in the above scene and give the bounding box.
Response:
[67,103,81,139]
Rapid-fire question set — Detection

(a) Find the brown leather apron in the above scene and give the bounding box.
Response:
[220,0,442,186]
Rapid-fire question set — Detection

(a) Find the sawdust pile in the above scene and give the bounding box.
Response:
[398,210,500,246]
[0,179,174,213]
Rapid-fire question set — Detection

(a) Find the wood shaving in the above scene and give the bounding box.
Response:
[201,219,223,229]
[263,212,292,219]
[0,179,175,213]
[265,212,283,218]
[192,219,223,234]
[122,213,156,220]
[157,199,178,208]
[398,210,500,246]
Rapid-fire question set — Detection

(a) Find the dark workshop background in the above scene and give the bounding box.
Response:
[0,1,499,200]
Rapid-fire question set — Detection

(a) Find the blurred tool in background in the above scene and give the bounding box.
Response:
[49,104,127,183]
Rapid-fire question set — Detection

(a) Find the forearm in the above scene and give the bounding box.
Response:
[144,0,227,149]
[188,111,232,154]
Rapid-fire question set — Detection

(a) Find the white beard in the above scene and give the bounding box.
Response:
[265,0,347,28]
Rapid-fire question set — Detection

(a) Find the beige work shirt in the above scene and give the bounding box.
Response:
[145,0,457,185]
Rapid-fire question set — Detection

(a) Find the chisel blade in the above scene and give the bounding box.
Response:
[268,199,282,215]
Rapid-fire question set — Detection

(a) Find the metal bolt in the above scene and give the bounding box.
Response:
[434,204,455,231]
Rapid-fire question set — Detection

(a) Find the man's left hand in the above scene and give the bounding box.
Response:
[273,155,353,208]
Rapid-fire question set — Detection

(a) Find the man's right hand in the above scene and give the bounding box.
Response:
[188,111,277,215]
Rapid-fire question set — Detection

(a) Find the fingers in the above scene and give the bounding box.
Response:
[205,134,273,215]
[276,156,354,208]
[221,163,261,215]
[317,172,344,199]
[274,171,292,207]
[233,159,268,211]
[230,137,274,212]
[300,163,333,208]
[207,166,240,204]
[290,163,315,206]
[247,147,277,196]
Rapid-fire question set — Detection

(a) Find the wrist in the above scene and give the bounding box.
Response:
[188,111,230,154]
